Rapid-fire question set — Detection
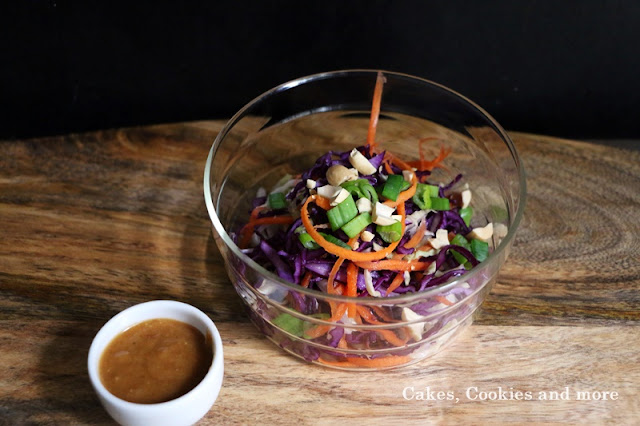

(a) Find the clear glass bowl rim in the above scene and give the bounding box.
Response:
[203,69,527,305]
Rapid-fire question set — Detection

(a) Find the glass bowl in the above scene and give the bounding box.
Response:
[203,70,526,370]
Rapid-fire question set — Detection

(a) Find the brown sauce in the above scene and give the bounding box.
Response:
[99,318,213,404]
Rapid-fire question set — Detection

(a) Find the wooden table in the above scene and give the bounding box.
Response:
[1,122,639,424]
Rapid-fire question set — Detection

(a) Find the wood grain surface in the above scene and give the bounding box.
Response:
[1,122,639,424]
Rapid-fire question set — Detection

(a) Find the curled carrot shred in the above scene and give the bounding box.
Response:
[327,257,345,295]
[346,261,358,318]
[354,259,432,271]
[318,355,412,369]
[407,142,451,172]
[239,212,294,249]
[404,219,427,249]
[300,196,406,262]
[315,195,332,210]
[385,273,405,294]
[434,295,455,306]
[367,72,386,155]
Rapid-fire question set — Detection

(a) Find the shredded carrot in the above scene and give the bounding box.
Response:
[318,355,412,369]
[305,302,349,339]
[407,143,451,171]
[301,271,312,288]
[355,259,432,271]
[370,305,396,323]
[435,295,455,306]
[417,245,433,253]
[315,195,332,210]
[301,196,406,261]
[356,305,382,324]
[239,213,294,248]
[246,216,295,227]
[385,152,415,172]
[327,257,346,295]
[385,273,405,294]
[367,72,386,155]
[383,161,394,175]
[377,329,409,347]
[337,335,348,349]
[346,261,358,318]
[405,219,427,249]
[238,205,264,248]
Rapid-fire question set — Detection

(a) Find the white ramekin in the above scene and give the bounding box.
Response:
[88,300,224,426]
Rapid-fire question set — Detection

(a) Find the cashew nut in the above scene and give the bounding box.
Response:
[348,148,377,175]
[467,223,494,242]
[326,165,358,186]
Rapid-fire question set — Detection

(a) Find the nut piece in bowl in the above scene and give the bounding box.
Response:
[204,70,525,370]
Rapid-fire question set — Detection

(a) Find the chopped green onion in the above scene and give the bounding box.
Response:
[297,232,320,249]
[400,179,411,191]
[430,197,450,211]
[272,313,305,337]
[412,184,440,210]
[318,232,352,250]
[341,179,378,204]
[359,181,379,204]
[340,181,366,199]
[302,313,330,338]
[490,205,508,222]
[268,192,287,209]
[381,174,405,201]
[273,312,334,339]
[376,220,403,243]
[460,207,473,226]
[470,239,489,262]
[326,194,357,231]
[412,183,432,210]
[341,212,372,238]
[450,234,470,265]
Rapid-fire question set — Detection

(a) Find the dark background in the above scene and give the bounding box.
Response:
[2,1,639,140]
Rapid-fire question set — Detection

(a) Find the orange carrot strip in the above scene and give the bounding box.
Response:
[346,261,358,318]
[370,305,396,323]
[337,335,348,349]
[239,214,293,248]
[354,259,431,271]
[405,219,427,249]
[301,271,312,288]
[246,216,294,227]
[315,195,332,210]
[383,161,394,175]
[376,329,409,347]
[435,295,455,306]
[417,243,433,252]
[385,273,405,294]
[304,325,331,339]
[318,355,412,369]
[301,196,405,261]
[356,305,382,324]
[327,257,346,295]
[386,152,415,172]
[407,144,451,171]
[329,304,348,321]
[238,205,265,248]
[355,307,408,347]
[367,72,386,154]
[305,303,349,339]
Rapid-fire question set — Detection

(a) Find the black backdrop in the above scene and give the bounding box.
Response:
[2,1,640,140]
